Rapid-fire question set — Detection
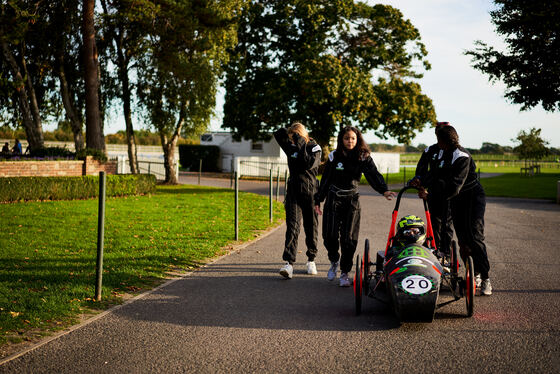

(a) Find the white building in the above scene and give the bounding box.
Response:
[200,132,400,177]
[200,132,287,177]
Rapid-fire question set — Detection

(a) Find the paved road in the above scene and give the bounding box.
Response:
[1,177,559,373]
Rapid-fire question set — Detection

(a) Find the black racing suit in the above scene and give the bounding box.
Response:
[274,128,322,264]
[426,146,490,279]
[314,150,388,274]
[415,144,454,253]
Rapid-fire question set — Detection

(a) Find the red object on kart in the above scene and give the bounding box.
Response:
[384,187,437,257]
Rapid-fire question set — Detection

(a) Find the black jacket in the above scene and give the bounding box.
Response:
[274,128,321,196]
[427,146,481,200]
[314,150,388,205]
[415,143,442,186]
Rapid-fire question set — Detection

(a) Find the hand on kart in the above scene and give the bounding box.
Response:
[314,205,322,215]
[383,190,397,200]
[408,177,421,188]
[417,188,428,200]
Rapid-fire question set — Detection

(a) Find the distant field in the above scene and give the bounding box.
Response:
[479,173,560,200]
[400,153,560,169]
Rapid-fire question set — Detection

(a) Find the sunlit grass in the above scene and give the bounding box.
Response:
[0,184,284,346]
[479,173,560,200]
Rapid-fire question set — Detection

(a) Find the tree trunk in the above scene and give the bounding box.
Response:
[82,0,104,151]
[161,136,179,184]
[0,40,44,151]
[21,52,44,137]
[57,53,85,152]
[159,110,184,184]
[116,30,138,173]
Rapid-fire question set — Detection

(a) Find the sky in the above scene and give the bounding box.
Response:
[361,0,559,148]
[99,0,558,149]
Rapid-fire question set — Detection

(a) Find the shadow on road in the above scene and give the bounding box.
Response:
[110,262,482,332]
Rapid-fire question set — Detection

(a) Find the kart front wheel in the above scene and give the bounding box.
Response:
[465,256,475,317]
[354,255,362,316]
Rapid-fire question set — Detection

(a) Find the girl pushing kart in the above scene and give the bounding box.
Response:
[314,126,396,287]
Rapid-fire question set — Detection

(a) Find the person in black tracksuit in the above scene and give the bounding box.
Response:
[410,122,454,254]
[420,125,492,295]
[314,126,396,287]
[274,123,322,279]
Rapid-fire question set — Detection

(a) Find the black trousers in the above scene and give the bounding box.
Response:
[428,196,454,253]
[322,191,360,274]
[283,192,318,264]
[450,185,490,279]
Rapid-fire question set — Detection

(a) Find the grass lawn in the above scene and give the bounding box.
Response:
[0,184,284,348]
[479,172,560,200]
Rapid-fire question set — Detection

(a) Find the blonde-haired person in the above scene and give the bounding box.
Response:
[274,122,322,279]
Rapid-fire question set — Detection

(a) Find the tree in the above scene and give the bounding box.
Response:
[466,1,560,112]
[0,1,45,151]
[136,0,242,184]
[99,0,154,173]
[50,0,86,152]
[82,0,105,151]
[223,1,435,148]
[513,127,549,162]
[1,1,89,154]
[480,142,505,154]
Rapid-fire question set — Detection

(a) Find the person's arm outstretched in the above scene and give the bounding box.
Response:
[362,155,396,200]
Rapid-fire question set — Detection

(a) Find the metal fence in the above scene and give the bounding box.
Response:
[117,156,179,180]
[238,160,289,179]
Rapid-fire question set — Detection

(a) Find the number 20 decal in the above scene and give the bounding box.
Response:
[401,275,432,295]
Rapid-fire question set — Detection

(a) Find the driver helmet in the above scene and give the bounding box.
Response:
[395,215,426,246]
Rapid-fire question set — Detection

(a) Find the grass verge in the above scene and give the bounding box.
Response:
[0,184,284,351]
[479,172,560,200]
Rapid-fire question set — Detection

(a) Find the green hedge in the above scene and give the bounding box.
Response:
[0,174,157,202]
[178,144,220,172]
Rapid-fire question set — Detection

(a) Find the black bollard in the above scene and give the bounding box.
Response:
[95,171,106,301]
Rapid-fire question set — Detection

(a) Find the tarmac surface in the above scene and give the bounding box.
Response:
[1,174,559,373]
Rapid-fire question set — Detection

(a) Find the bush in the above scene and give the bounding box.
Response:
[30,146,75,158]
[0,174,157,203]
[178,144,220,172]
[76,148,107,162]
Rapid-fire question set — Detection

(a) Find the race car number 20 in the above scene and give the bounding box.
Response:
[401,275,432,295]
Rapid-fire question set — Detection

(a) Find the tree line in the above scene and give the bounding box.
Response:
[0,1,440,182]
[1,1,557,182]
[1,0,242,183]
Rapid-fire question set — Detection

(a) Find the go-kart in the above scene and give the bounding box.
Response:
[353,186,475,322]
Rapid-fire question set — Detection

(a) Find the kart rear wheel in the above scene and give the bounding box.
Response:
[465,256,475,317]
[450,240,459,290]
[363,239,370,295]
[354,255,362,315]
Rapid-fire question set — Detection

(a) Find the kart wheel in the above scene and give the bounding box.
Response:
[363,239,370,295]
[354,255,362,315]
[465,256,475,317]
[450,240,459,290]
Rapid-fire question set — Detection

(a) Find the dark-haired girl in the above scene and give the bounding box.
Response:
[420,125,492,295]
[314,127,396,287]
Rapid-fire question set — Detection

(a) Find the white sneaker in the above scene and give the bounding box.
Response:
[481,278,492,296]
[306,261,317,275]
[475,273,482,288]
[279,262,293,279]
[327,262,339,281]
[339,273,352,287]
